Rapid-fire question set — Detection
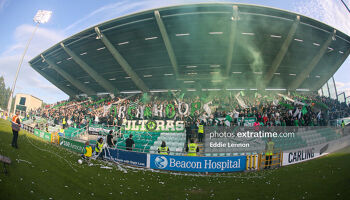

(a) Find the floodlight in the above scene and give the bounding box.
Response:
[33,10,52,24]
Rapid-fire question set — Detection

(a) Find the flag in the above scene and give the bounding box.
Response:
[235,93,247,108]
[301,106,307,115]
[203,101,212,115]
[179,93,185,100]
[141,93,149,103]
[277,93,294,102]
[255,92,262,98]
[293,108,300,117]
[317,111,321,119]
[279,102,293,110]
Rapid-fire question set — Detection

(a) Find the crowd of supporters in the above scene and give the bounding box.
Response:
[25,91,350,128]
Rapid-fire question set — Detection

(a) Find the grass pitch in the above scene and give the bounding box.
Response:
[1,119,350,200]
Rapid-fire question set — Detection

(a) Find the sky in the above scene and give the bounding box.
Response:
[0,0,349,104]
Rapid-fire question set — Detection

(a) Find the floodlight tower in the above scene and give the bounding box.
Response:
[7,10,52,114]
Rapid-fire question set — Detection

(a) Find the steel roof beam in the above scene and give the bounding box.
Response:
[94,27,149,92]
[41,55,96,96]
[31,65,77,98]
[264,15,300,87]
[154,10,179,77]
[289,29,336,91]
[60,42,118,94]
[225,5,239,75]
[311,47,350,91]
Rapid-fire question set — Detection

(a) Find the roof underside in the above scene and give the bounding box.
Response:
[29,3,350,96]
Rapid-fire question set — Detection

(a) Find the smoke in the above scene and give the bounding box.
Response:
[245,44,264,89]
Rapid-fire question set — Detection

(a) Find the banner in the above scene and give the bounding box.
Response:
[59,137,85,154]
[88,126,103,135]
[150,155,246,172]
[33,129,51,142]
[105,148,147,167]
[88,125,114,135]
[282,143,329,166]
[237,117,256,126]
[336,117,350,126]
[123,120,184,132]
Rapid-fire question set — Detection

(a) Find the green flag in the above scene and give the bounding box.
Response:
[179,93,185,100]
[302,106,307,115]
[141,93,150,103]
[279,102,293,110]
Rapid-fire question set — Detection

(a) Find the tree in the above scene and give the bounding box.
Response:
[0,76,11,110]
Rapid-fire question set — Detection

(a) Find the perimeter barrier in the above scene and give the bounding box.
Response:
[12,120,350,173]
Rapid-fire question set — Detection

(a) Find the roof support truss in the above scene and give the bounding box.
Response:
[264,15,300,87]
[60,42,118,94]
[289,29,336,90]
[225,5,239,75]
[94,27,149,92]
[154,10,179,77]
[41,54,96,96]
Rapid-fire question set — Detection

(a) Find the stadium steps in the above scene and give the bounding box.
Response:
[115,131,161,153]
[151,132,186,155]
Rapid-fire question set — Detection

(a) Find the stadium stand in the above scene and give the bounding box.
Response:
[15,90,350,156]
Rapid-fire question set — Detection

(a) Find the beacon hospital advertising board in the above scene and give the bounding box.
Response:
[150,155,246,172]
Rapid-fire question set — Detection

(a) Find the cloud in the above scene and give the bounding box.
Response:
[294,0,350,35]
[63,0,164,33]
[2,24,65,56]
[336,81,350,92]
[335,81,345,88]
[63,0,233,34]
[0,24,68,103]
[0,0,9,11]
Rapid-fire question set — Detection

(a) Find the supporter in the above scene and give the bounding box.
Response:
[125,134,135,151]
[82,141,92,162]
[34,91,349,130]
[62,117,66,129]
[107,130,115,148]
